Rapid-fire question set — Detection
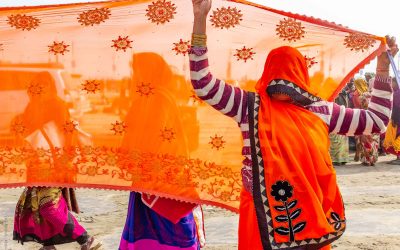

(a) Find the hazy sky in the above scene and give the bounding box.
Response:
[1,0,398,72]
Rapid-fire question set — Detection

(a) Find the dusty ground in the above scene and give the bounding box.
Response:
[0,155,399,250]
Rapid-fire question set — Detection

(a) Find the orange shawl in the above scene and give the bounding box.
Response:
[251,46,345,248]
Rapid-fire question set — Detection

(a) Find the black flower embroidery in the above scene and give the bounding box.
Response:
[329,212,345,231]
[271,180,306,242]
[271,180,293,202]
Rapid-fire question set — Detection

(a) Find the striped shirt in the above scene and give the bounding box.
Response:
[190,47,393,192]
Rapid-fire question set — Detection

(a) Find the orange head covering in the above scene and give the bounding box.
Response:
[256,46,315,97]
[253,46,345,244]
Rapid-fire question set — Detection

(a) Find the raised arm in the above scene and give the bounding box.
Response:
[190,0,247,124]
[329,36,398,136]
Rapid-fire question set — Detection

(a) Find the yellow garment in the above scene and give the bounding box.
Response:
[384,121,400,153]
[354,78,369,94]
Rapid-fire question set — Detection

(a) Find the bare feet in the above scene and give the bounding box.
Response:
[81,236,102,250]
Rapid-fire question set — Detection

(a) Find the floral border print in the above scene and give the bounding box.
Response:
[271,180,306,241]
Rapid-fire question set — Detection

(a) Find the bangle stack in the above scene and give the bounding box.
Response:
[191,33,207,47]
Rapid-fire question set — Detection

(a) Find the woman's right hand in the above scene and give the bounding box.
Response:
[192,0,212,19]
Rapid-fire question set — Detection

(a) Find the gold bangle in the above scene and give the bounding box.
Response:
[192,33,207,39]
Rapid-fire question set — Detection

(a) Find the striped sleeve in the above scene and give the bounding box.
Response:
[329,75,393,136]
[189,47,248,124]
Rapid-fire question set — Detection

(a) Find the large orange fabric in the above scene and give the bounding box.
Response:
[254,46,344,246]
[0,0,386,212]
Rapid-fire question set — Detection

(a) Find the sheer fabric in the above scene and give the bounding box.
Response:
[0,0,385,211]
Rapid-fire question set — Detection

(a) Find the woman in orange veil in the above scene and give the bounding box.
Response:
[119,52,205,250]
[13,72,97,250]
[190,0,397,249]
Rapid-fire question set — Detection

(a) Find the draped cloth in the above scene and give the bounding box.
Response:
[0,0,386,212]
[248,46,345,249]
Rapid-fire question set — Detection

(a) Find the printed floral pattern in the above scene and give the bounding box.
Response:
[78,8,111,26]
[344,33,376,52]
[146,0,177,25]
[209,135,226,150]
[48,41,70,55]
[111,121,127,135]
[82,80,101,94]
[234,46,255,62]
[276,18,305,42]
[8,14,40,31]
[160,127,176,142]
[136,82,155,96]
[210,7,242,29]
[172,39,191,56]
[111,36,133,52]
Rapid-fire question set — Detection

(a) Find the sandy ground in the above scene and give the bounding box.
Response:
[0,155,399,250]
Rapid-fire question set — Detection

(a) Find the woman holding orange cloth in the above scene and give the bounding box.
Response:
[190,0,397,249]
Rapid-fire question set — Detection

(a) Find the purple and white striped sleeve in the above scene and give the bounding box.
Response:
[189,47,248,124]
[329,75,393,136]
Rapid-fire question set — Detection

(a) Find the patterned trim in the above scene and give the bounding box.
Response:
[248,93,345,250]
[267,79,321,106]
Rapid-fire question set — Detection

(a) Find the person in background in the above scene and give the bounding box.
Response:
[384,77,400,164]
[329,86,351,166]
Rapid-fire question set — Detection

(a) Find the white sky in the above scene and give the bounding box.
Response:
[1,0,399,72]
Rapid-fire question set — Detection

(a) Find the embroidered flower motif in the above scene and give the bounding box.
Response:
[344,33,376,52]
[219,191,231,201]
[209,135,225,150]
[111,121,127,135]
[329,212,346,231]
[304,55,318,68]
[86,166,98,176]
[27,82,44,96]
[234,46,255,62]
[210,6,242,29]
[11,155,25,165]
[106,154,117,165]
[111,36,133,52]
[160,127,176,142]
[172,39,191,56]
[63,120,78,134]
[271,180,293,202]
[136,82,154,96]
[271,180,306,241]
[11,120,26,135]
[276,18,305,42]
[78,7,111,26]
[0,166,5,176]
[8,14,40,31]
[48,41,70,55]
[146,0,177,25]
[82,80,101,94]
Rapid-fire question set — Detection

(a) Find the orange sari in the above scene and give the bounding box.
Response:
[240,47,345,249]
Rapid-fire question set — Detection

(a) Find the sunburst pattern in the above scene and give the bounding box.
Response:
[146,0,177,25]
[8,14,40,31]
[48,41,70,55]
[11,120,26,135]
[82,80,101,94]
[111,121,127,135]
[276,18,305,42]
[209,135,226,150]
[27,83,44,96]
[160,127,176,142]
[234,46,255,62]
[304,55,318,68]
[344,33,376,52]
[136,82,155,96]
[78,7,111,26]
[210,6,243,29]
[111,36,133,52]
[63,120,78,133]
[172,39,191,56]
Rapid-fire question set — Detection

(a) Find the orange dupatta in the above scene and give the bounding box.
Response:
[251,47,344,248]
